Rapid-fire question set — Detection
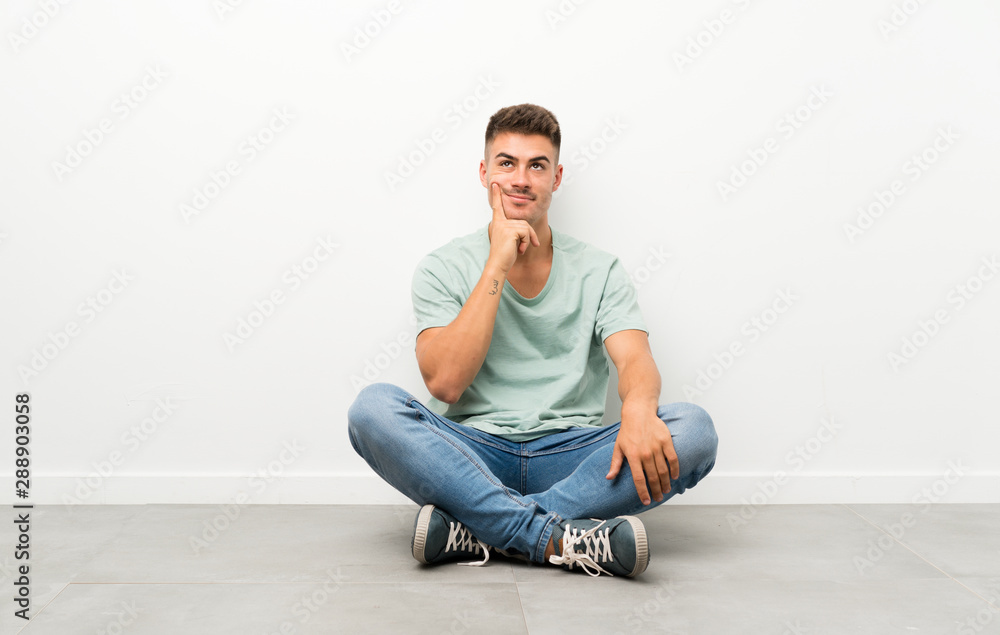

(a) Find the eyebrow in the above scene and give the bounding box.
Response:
[495,152,551,164]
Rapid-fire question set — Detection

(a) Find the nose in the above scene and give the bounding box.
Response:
[510,166,530,191]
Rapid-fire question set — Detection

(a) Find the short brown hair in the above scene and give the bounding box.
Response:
[484,104,561,158]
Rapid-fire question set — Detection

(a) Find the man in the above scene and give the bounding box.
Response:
[348,104,718,577]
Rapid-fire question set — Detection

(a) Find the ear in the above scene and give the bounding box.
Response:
[551,163,564,192]
[479,159,489,188]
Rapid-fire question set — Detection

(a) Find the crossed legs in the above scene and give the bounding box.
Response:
[347,382,718,564]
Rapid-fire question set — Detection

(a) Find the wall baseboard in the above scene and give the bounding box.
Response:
[16,470,1000,506]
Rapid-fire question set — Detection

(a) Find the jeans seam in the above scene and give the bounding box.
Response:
[536,513,561,563]
[520,448,527,495]
[406,396,521,455]
[406,397,529,509]
[522,425,620,457]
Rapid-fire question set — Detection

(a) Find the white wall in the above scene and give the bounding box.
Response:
[2,0,997,506]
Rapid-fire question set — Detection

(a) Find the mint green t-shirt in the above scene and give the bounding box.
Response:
[411,224,648,442]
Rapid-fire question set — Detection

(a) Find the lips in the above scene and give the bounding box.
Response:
[507,192,533,201]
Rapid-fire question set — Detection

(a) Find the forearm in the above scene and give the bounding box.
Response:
[419,262,507,403]
[617,353,661,416]
[611,353,676,504]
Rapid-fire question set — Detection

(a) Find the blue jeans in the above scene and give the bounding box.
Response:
[347,382,718,564]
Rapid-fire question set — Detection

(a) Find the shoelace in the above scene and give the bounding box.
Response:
[445,521,490,567]
[548,520,614,577]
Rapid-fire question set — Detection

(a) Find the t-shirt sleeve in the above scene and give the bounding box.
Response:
[595,257,648,343]
[411,253,464,337]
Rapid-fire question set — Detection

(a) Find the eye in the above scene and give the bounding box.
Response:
[532,163,544,170]
[499,160,512,167]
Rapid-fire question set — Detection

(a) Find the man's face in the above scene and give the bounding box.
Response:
[479,132,563,223]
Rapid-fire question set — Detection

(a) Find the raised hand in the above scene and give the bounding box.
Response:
[487,181,540,274]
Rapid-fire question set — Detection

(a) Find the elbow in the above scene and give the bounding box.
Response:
[435,391,460,405]
[427,373,466,405]
[417,352,469,405]
[429,381,461,405]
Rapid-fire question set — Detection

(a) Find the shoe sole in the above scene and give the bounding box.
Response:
[412,504,436,564]
[622,515,648,577]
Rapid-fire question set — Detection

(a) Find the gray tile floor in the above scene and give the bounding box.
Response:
[4,504,999,634]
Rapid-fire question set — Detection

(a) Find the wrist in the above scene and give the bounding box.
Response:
[621,397,658,418]
[483,260,508,279]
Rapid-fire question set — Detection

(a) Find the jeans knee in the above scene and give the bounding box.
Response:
[692,403,718,457]
[668,402,718,471]
[347,382,408,447]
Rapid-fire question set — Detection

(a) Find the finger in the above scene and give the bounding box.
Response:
[607,443,623,479]
[528,225,540,247]
[654,452,671,498]
[490,182,508,221]
[520,231,532,254]
[629,457,651,505]
[645,456,664,502]
[665,437,680,481]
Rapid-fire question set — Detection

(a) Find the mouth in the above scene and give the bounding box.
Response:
[506,192,534,202]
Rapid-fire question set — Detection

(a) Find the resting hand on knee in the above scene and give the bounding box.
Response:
[606,406,679,505]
